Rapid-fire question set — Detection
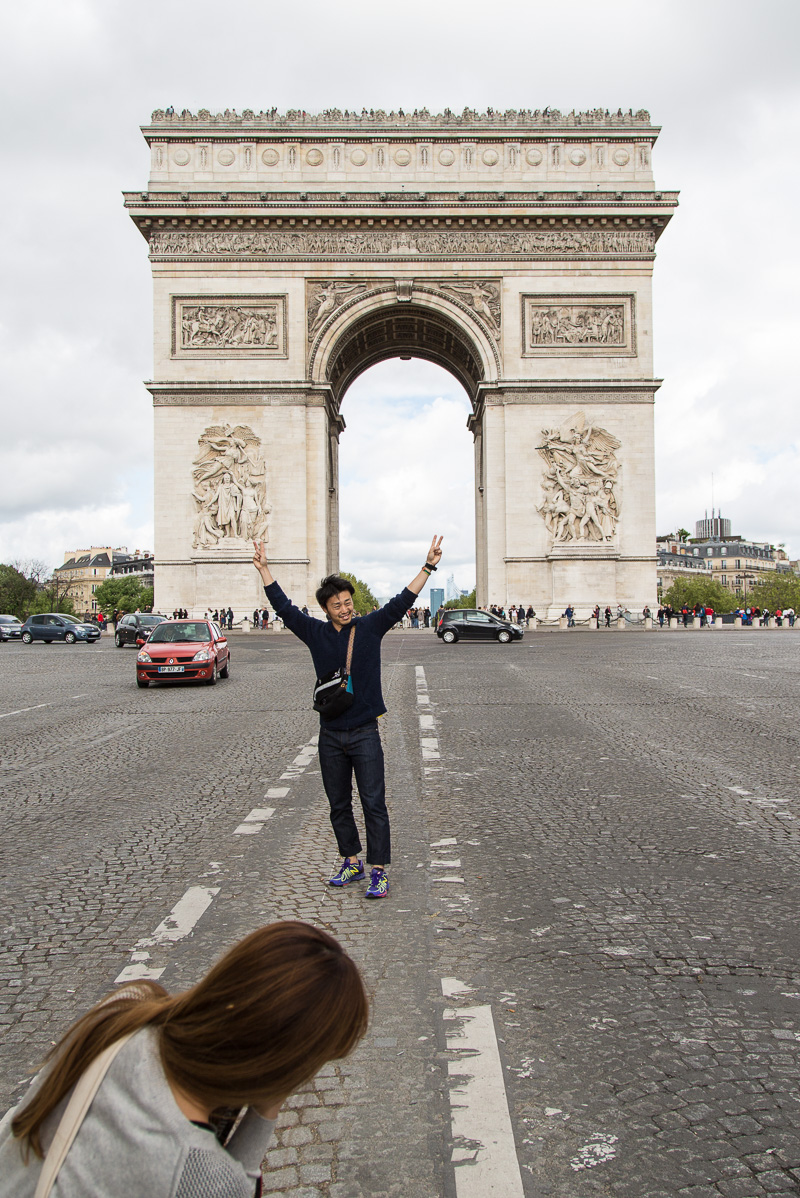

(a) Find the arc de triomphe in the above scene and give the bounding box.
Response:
[125,107,676,617]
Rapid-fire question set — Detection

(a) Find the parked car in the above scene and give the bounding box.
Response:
[20,613,102,644]
[436,608,524,644]
[115,613,168,648]
[0,614,23,642]
[136,619,230,687]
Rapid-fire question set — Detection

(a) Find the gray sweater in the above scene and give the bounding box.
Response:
[0,1027,275,1197]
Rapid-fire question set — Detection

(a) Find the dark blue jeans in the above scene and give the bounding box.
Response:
[317,719,391,865]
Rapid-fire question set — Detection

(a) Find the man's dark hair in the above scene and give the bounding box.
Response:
[316,574,355,610]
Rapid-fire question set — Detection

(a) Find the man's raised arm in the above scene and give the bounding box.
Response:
[252,540,275,587]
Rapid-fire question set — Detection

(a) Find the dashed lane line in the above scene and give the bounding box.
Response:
[115,886,220,983]
[442,979,526,1198]
[0,702,51,720]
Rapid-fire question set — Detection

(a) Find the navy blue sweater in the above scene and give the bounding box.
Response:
[265,581,416,730]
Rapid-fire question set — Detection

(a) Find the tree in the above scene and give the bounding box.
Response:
[676,528,691,542]
[660,577,736,613]
[739,574,800,612]
[92,575,149,614]
[0,564,38,618]
[443,589,477,610]
[340,572,379,616]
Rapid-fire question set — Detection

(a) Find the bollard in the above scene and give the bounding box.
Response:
[669,617,679,629]
[768,617,777,629]
[530,617,538,630]
[559,616,568,629]
[644,617,652,630]
[241,618,250,633]
[590,617,598,629]
[617,617,626,630]
[692,616,701,629]
[734,616,742,628]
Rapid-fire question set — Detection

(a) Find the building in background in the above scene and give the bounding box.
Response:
[56,548,124,614]
[430,587,444,619]
[656,512,795,600]
[109,550,155,592]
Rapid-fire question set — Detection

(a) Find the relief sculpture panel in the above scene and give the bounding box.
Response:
[172,295,287,358]
[522,294,635,356]
[192,424,270,549]
[537,412,621,544]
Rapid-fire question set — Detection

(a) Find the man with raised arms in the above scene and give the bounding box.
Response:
[252,536,444,899]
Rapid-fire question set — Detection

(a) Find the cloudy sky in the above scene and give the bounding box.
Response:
[1,1,797,600]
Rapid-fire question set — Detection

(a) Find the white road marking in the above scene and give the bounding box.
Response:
[266,787,290,798]
[432,876,466,884]
[442,985,525,1197]
[432,837,458,847]
[727,786,753,796]
[233,823,263,834]
[115,885,219,984]
[431,858,462,868]
[244,807,275,821]
[233,806,275,835]
[0,702,51,720]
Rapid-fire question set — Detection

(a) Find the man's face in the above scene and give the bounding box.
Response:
[325,590,355,625]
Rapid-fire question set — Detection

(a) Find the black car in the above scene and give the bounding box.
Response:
[0,614,23,642]
[115,613,167,648]
[20,613,101,644]
[436,608,524,644]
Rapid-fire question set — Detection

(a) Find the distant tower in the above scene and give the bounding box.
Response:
[695,509,732,540]
[430,587,444,617]
[446,572,459,601]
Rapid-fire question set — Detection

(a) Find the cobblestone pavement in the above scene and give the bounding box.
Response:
[1,628,799,1197]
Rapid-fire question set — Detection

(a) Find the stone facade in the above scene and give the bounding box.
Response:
[126,108,677,617]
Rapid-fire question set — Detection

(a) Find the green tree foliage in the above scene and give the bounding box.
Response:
[92,575,150,614]
[443,588,477,610]
[0,564,38,618]
[739,574,800,612]
[340,572,379,616]
[660,577,736,613]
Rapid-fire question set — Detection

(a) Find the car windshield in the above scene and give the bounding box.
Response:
[0,615,21,624]
[139,615,165,626]
[147,622,210,643]
[59,614,82,624]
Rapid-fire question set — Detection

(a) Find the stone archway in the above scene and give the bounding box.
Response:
[128,106,676,617]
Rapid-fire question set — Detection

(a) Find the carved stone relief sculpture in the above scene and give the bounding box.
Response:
[522,294,635,356]
[191,424,271,549]
[307,281,369,341]
[537,412,621,544]
[435,280,501,337]
[172,296,287,357]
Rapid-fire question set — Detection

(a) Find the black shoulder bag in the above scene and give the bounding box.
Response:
[312,623,356,720]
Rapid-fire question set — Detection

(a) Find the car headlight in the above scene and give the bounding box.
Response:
[192,648,211,661]
[137,650,152,662]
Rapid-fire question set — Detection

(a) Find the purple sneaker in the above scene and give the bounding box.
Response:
[365,868,389,899]
[328,859,365,887]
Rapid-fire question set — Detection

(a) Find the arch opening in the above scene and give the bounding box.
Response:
[326,303,486,407]
[336,358,477,603]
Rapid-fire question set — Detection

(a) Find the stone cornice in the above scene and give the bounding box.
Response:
[145,380,330,407]
[145,107,658,136]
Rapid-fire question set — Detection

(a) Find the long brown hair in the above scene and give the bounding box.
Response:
[13,921,369,1158]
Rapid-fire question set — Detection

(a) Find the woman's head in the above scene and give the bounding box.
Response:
[160,921,369,1109]
[13,921,368,1158]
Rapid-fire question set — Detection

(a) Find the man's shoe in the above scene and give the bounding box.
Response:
[328,859,365,887]
[365,868,389,899]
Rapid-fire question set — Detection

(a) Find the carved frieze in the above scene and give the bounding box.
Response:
[537,412,621,545]
[191,424,270,549]
[151,228,656,262]
[522,294,635,356]
[172,295,287,358]
[307,281,371,342]
[434,281,500,337]
[149,107,653,129]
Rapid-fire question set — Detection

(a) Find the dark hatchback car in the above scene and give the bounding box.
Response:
[20,613,102,644]
[115,613,167,648]
[0,615,23,642]
[436,608,524,644]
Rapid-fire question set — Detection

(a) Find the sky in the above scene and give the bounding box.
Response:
[1,0,798,600]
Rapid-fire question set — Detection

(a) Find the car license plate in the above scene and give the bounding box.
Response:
[158,665,185,673]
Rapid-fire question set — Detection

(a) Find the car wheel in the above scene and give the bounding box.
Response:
[65,632,76,644]
[206,661,219,686]
[497,630,511,643]
[22,631,32,644]
[136,677,150,688]
[442,629,457,644]
[220,654,230,679]
[115,634,124,648]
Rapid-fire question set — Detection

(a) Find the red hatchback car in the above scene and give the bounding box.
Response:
[136,619,230,688]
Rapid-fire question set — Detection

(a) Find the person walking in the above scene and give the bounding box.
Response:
[252,535,444,900]
[604,606,612,628]
[0,922,367,1197]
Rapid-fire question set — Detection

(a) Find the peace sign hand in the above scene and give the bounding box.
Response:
[426,535,444,567]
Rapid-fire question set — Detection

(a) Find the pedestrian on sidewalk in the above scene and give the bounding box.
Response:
[253,535,444,900]
[1,922,368,1198]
